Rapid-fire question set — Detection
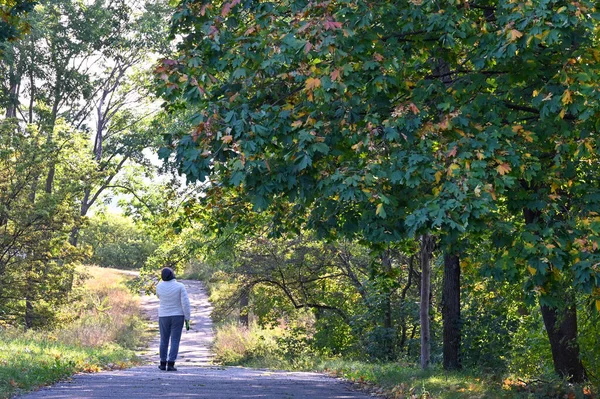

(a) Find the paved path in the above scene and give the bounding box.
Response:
[18,280,373,399]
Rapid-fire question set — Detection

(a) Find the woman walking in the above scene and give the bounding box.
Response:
[156,267,191,371]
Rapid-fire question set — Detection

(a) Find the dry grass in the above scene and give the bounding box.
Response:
[0,265,149,399]
[55,266,148,349]
[213,322,282,365]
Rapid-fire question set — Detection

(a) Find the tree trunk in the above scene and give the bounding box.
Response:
[523,207,586,382]
[540,303,586,382]
[5,61,19,118]
[442,253,461,370]
[239,288,249,327]
[381,249,394,360]
[420,234,434,369]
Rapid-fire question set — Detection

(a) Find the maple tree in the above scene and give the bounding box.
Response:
[157,0,600,381]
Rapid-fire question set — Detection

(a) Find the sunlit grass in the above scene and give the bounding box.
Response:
[0,265,149,399]
[212,322,598,399]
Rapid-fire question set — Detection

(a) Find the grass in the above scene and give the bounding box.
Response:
[0,266,150,399]
[212,322,598,399]
[314,359,597,399]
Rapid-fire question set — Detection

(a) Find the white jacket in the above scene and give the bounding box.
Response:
[156,279,191,320]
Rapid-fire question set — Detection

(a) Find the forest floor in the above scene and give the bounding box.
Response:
[16,279,374,399]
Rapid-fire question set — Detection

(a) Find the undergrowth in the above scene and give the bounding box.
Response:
[0,266,149,399]
[213,322,598,399]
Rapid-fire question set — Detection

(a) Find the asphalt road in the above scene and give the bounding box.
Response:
[17,279,374,399]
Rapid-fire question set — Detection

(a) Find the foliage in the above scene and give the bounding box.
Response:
[212,322,598,398]
[79,213,158,270]
[0,119,91,327]
[157,0,600,302]
[0,0,172,328]
[0,0,36,48]
[156,0,600,380]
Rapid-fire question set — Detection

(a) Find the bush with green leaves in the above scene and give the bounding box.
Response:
[79,213,157,270]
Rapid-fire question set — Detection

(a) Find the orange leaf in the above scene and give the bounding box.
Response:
[496,163,511,175]
[323,19,343,30]
[221,0,240,17]
[373,52,384,62]
[447,146,457,158]
[222,135,233,143]
[508,29,523,41]
[330,68,341,81]
[305,77,321,90]
[408,103,420,114]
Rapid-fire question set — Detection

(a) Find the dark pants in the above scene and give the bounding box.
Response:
[159,315,185,362]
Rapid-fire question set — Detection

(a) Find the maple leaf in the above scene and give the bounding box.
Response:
[222,135,233,143]
[221,0,240,17]
[373,52,384,62]
[496,163,512,175]
[561,89,573,105]
[304,41,313,54]
[508,29,523,41]
[447,146,457,158]
[200,3,211,16]
[447,163,460,176]
[408,103,420,114]
[305,77,321,90]
[330,68,341,81]
[323,19,343,31]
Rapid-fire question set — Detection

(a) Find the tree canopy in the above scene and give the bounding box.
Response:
[156,0,600,381]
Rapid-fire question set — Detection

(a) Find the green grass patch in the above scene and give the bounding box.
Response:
[0,266,150,399]
[212,322,597,399]
[313,359,597,399]
[0,329,138,399]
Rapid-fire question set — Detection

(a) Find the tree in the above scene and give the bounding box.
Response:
[0,0,171,246]
[157,0,600,381]
[79,212,158,270]
[0,118,91,327]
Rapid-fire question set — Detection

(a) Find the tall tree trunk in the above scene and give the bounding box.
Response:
[420,234,434,369]
[5,61,19,118]
[523,207,586,382]
[442,253,461,370]
[540,303,586,382]
[399,256,415,352]
[24,295,34,329]
[239,288,249,327]
[381,249,394,360]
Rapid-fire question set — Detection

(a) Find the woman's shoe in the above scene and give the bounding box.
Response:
[158,361,166,370]
[167,361,177,371]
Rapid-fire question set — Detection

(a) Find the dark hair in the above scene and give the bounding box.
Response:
[161,267,175,281]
